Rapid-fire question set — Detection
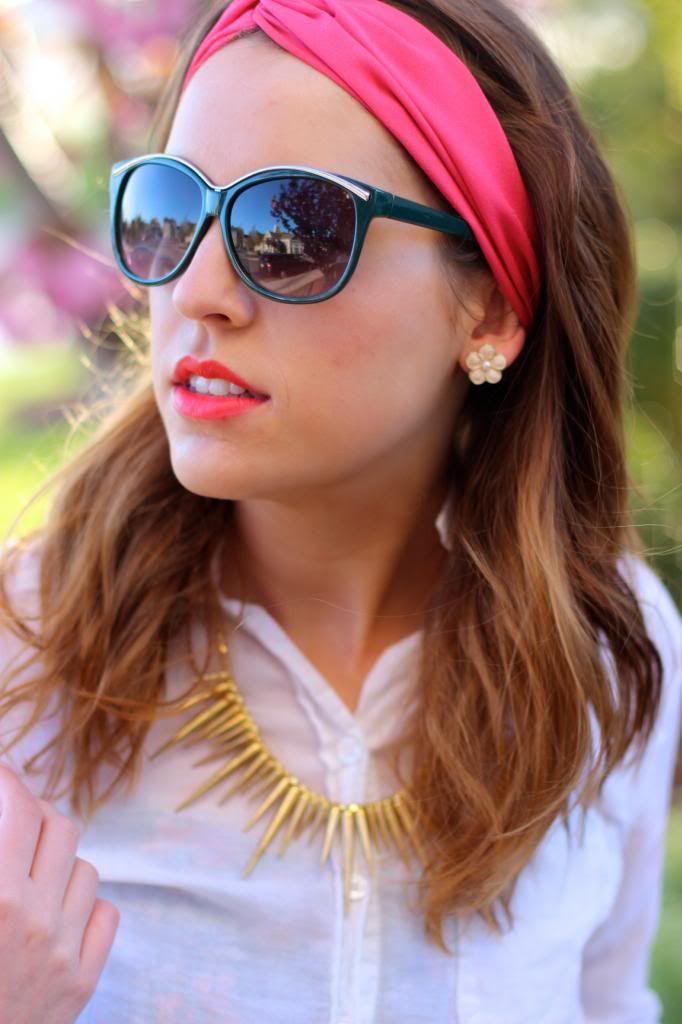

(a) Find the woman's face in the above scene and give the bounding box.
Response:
[150,36,479,503]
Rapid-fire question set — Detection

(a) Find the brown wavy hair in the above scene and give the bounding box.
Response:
[0,0,664,954]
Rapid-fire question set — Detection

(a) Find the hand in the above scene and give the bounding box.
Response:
[0,763,120,1024]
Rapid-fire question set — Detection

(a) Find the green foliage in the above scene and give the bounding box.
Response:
[651,803,682,1019]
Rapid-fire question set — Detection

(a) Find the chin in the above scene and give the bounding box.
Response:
[167,450,266,502]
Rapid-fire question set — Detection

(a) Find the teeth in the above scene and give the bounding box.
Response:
[187,374,248,396]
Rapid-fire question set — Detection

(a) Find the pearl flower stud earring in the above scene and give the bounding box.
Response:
[465,343,507,384]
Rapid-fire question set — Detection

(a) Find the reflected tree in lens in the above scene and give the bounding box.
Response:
[231,175,357,295]
[269,177,355,268]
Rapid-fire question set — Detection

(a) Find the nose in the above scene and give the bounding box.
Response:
[170,213,256,325]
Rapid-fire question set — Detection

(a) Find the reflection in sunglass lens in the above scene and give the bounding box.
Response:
[118,163,202,281]
[229,176,357,298]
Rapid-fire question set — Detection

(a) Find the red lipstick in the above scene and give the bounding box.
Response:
[172,355,268,396]
[171,354,270,421]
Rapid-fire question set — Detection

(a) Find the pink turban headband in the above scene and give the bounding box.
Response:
[181,0,541,329]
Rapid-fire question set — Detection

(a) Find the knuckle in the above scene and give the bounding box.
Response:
[24,914,57,950]
[0,889,20,922]
[54,813,81,843]
[2,782,41,820]
[74,857,99,885]
[47,942,76,979]
[99,898,121,929]
[71,970,97,1003]
[0,762,26,787]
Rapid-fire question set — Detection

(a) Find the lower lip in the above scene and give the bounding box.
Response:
[171,384,270,420]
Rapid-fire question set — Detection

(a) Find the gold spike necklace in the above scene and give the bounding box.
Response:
[149,629,427,914]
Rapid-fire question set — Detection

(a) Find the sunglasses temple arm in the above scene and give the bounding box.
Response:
[384,192,474,240]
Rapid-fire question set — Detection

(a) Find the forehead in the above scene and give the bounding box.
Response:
[166,35,442,205]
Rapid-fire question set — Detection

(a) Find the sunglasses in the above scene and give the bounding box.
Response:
[109,153,475,304]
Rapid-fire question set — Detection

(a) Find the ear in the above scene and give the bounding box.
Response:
[458,278,526,377]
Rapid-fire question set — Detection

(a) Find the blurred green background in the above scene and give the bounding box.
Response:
[0,0,680,1014]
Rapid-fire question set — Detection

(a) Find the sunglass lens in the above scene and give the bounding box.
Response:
[229,177,356,298]
[117,163,203,281]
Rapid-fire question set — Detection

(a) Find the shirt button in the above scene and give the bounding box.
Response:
[337,735,364,764]
[349,872,368,900]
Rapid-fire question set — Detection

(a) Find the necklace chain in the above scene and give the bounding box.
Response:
[149,629,427,913]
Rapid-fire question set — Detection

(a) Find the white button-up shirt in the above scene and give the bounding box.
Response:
[1,498,680,1024]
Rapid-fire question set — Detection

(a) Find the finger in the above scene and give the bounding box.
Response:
[60,858,100,952]
[28,805,81,913]
[77,899,121,995]
[0,765,44,890]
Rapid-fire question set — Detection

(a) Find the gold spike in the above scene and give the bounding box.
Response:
[246,763,283,800]
[171,690,216,712]
[156,630,427,893]
[174,683,230,707]
[192,750,226,767]
[393,792,429,868]
[217,750,270,804]
[362,801,378,850]
[201,706,245,730]
[291,794,315,839]
[201,708,247,739]
[363,802,376,846]
[369,800,392,851]
[382,798,412,866]
[307,798,329,847]
[354,805,375,875]
[303,797,328,844]
[195,671,231,683]
[243,775,292,831]
[194,727,250,757]
[209,723,254,750]
[191,726,251,762]
[184,716,249,752]
[191,730,255,765]
[170,699,238,740]
[320,804,341,866]
[242,785,301,877]
[190,680,234,704]
[174,741,261,811]
[149,702,238,759]
[149,725,201,760]
[238,757,279,795]
[195,707,236,739]
[342,806,356,915]
[277,789,312,855]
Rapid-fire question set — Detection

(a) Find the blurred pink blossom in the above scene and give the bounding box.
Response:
[64,0,197,50]
[0,233,130,344]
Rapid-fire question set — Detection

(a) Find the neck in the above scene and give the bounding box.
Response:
[219,472,452,660]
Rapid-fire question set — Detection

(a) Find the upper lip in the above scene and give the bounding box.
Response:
[172,356,268,396]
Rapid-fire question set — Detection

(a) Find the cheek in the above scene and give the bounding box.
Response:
[149,292,184,404]
[285,292,452,452]
[311,246,454,401]
[146,248,456,473]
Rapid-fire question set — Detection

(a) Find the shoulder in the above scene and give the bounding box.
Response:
[0,538,44,653]
[0,536,42,598]
[617,551,682,672]
[0,538,53,775]
[616,551,682,749]
[598,552,682,827]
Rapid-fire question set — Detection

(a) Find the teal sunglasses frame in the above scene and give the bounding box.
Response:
[109,152,475,304]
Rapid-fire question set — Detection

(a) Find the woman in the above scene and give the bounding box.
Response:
[1,0,680,1021]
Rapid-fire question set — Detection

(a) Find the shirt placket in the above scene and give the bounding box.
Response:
[288,683,381,1024]
[329,728,381,1024]
[218,601,412,1024]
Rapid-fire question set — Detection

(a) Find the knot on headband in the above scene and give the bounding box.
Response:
[182,0,541,329]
